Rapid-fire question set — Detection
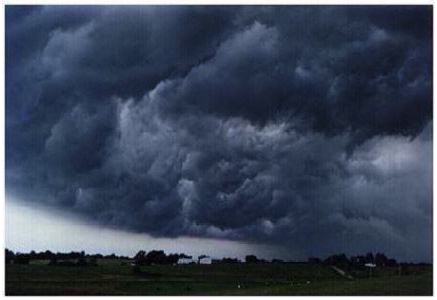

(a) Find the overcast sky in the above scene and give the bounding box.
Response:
[6,5,432,262]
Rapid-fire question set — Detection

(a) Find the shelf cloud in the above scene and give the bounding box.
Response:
[6,6,432,261]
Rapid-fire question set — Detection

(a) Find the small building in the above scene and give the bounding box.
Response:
[178,257,195,264]
[198,256,212,264]
[365,263,376,268]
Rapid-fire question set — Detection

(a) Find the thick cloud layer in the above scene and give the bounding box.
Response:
[6,6,432,261]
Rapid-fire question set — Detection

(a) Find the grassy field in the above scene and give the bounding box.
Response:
[5,260,432,295]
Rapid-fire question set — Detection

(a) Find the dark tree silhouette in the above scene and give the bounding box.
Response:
[146,250,167,264]
[179,253,191,259]
[307,257,321,264]
[220,257,240,264]
[133,250,181,265]
[5,249,15,264]
[375,253,388,266]
[365,252,374,264]
[134,250,147,265]
[324,253,349,267]
[14,253,30,265]
[245,255,259,263]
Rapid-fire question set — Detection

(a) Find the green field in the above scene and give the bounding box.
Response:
[5,260,432,295]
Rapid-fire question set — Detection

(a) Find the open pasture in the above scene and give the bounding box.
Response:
[5,260,432,295]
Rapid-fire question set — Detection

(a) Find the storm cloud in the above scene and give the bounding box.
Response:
[6,6,432,261]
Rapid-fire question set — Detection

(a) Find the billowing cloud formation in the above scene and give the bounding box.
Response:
[6,6,432,261]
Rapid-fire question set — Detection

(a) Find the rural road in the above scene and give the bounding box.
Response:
[330,266,354,280]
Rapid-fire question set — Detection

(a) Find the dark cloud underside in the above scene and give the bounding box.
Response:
[6,5,432,261]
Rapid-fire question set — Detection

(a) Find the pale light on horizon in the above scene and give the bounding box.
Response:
[6,197,292,260]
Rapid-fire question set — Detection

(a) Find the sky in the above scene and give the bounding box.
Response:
[5,5,433,262]
[6,199,287,260]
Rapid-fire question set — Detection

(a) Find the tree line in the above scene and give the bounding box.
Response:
[307,252,399,268]
[5,249,129,265]
[6,248,426,267]
[133,250,185,265]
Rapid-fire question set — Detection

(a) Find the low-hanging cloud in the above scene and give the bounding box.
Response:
[6,5,432,261]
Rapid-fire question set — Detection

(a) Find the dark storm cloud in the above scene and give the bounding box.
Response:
[6,6,432,261]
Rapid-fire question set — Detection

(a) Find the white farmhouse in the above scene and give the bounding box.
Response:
[178,257,195,264]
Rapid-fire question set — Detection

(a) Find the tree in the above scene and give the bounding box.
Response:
[365,252,374,264]
[14,254,30,265]
[324,253,349,267]
[89,257,98,266]
[245,255,258,263]
[375,253,388,267]
[350,255,366,266]
[146,250,167,264]
[5,249,15,264]
[134,250,187,265]
[166,254,179,264]
[179,253,191,259]
[134,250,147,265]
[307,257,321,264]
[44,250,54,260]
[387,258,397,267]
[49,256,58,265]
[221,257,240,264]
[77,257,88,266]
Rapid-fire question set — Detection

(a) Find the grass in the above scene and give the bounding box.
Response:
[5,260,432,295]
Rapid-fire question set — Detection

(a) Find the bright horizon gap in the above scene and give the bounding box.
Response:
[5,197,293,260]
